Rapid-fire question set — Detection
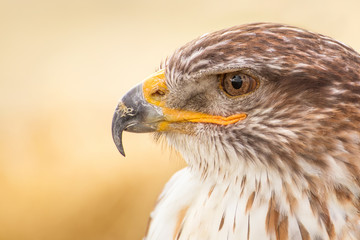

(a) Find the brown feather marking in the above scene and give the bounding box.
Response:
[283,182,298,214]
[321,210,336,240]
[233,202,238,233]
[240,175,247,197]
[266,194,279,235]
[208,185,215,197]
[245,191,256,213]
[334,185,353,203]
[297,220,310,240]
[355,197,360,213]
[176,227,183,240]
[219,213,225,231]
[257,179,262,192]
[201,162,208,179]
[240,186,245,198]
[173,206,189,240]
[223,185,230,196]
[308,192,336,239]
[276,216,288,240]
[241,175,247,189]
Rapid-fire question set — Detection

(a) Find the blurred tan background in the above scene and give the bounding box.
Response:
[0,0,359,239]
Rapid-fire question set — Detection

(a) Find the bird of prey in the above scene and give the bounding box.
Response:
[112,23,360,239]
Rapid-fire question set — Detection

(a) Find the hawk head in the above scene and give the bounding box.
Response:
[113,23,360,185]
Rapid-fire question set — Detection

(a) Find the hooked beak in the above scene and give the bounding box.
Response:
[111,82,164,156]
[112,69,247,156]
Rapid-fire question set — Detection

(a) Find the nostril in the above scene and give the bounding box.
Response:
[150,88,167,101]
[154,90,165,96]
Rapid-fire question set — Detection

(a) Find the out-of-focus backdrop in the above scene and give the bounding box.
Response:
[0,0,359,239]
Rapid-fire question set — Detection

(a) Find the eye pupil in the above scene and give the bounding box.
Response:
[231,75,243,89]
[220,72,259,96]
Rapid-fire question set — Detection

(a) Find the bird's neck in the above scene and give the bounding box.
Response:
[167,132,291,184]
[162,133,360,239]
[166,131,359,198]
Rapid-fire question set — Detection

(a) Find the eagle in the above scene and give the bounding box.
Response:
[112,23,360,239]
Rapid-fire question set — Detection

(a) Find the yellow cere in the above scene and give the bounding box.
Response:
[142,69,167,107]
[142,69,248,130]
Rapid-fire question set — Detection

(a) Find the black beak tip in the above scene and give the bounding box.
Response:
[113,132,126,157]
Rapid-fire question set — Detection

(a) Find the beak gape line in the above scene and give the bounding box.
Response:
[112,69,247,156]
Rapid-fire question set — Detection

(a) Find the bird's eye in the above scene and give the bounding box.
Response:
[220,72,259,96]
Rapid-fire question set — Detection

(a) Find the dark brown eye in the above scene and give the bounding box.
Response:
[220,72,259,96]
